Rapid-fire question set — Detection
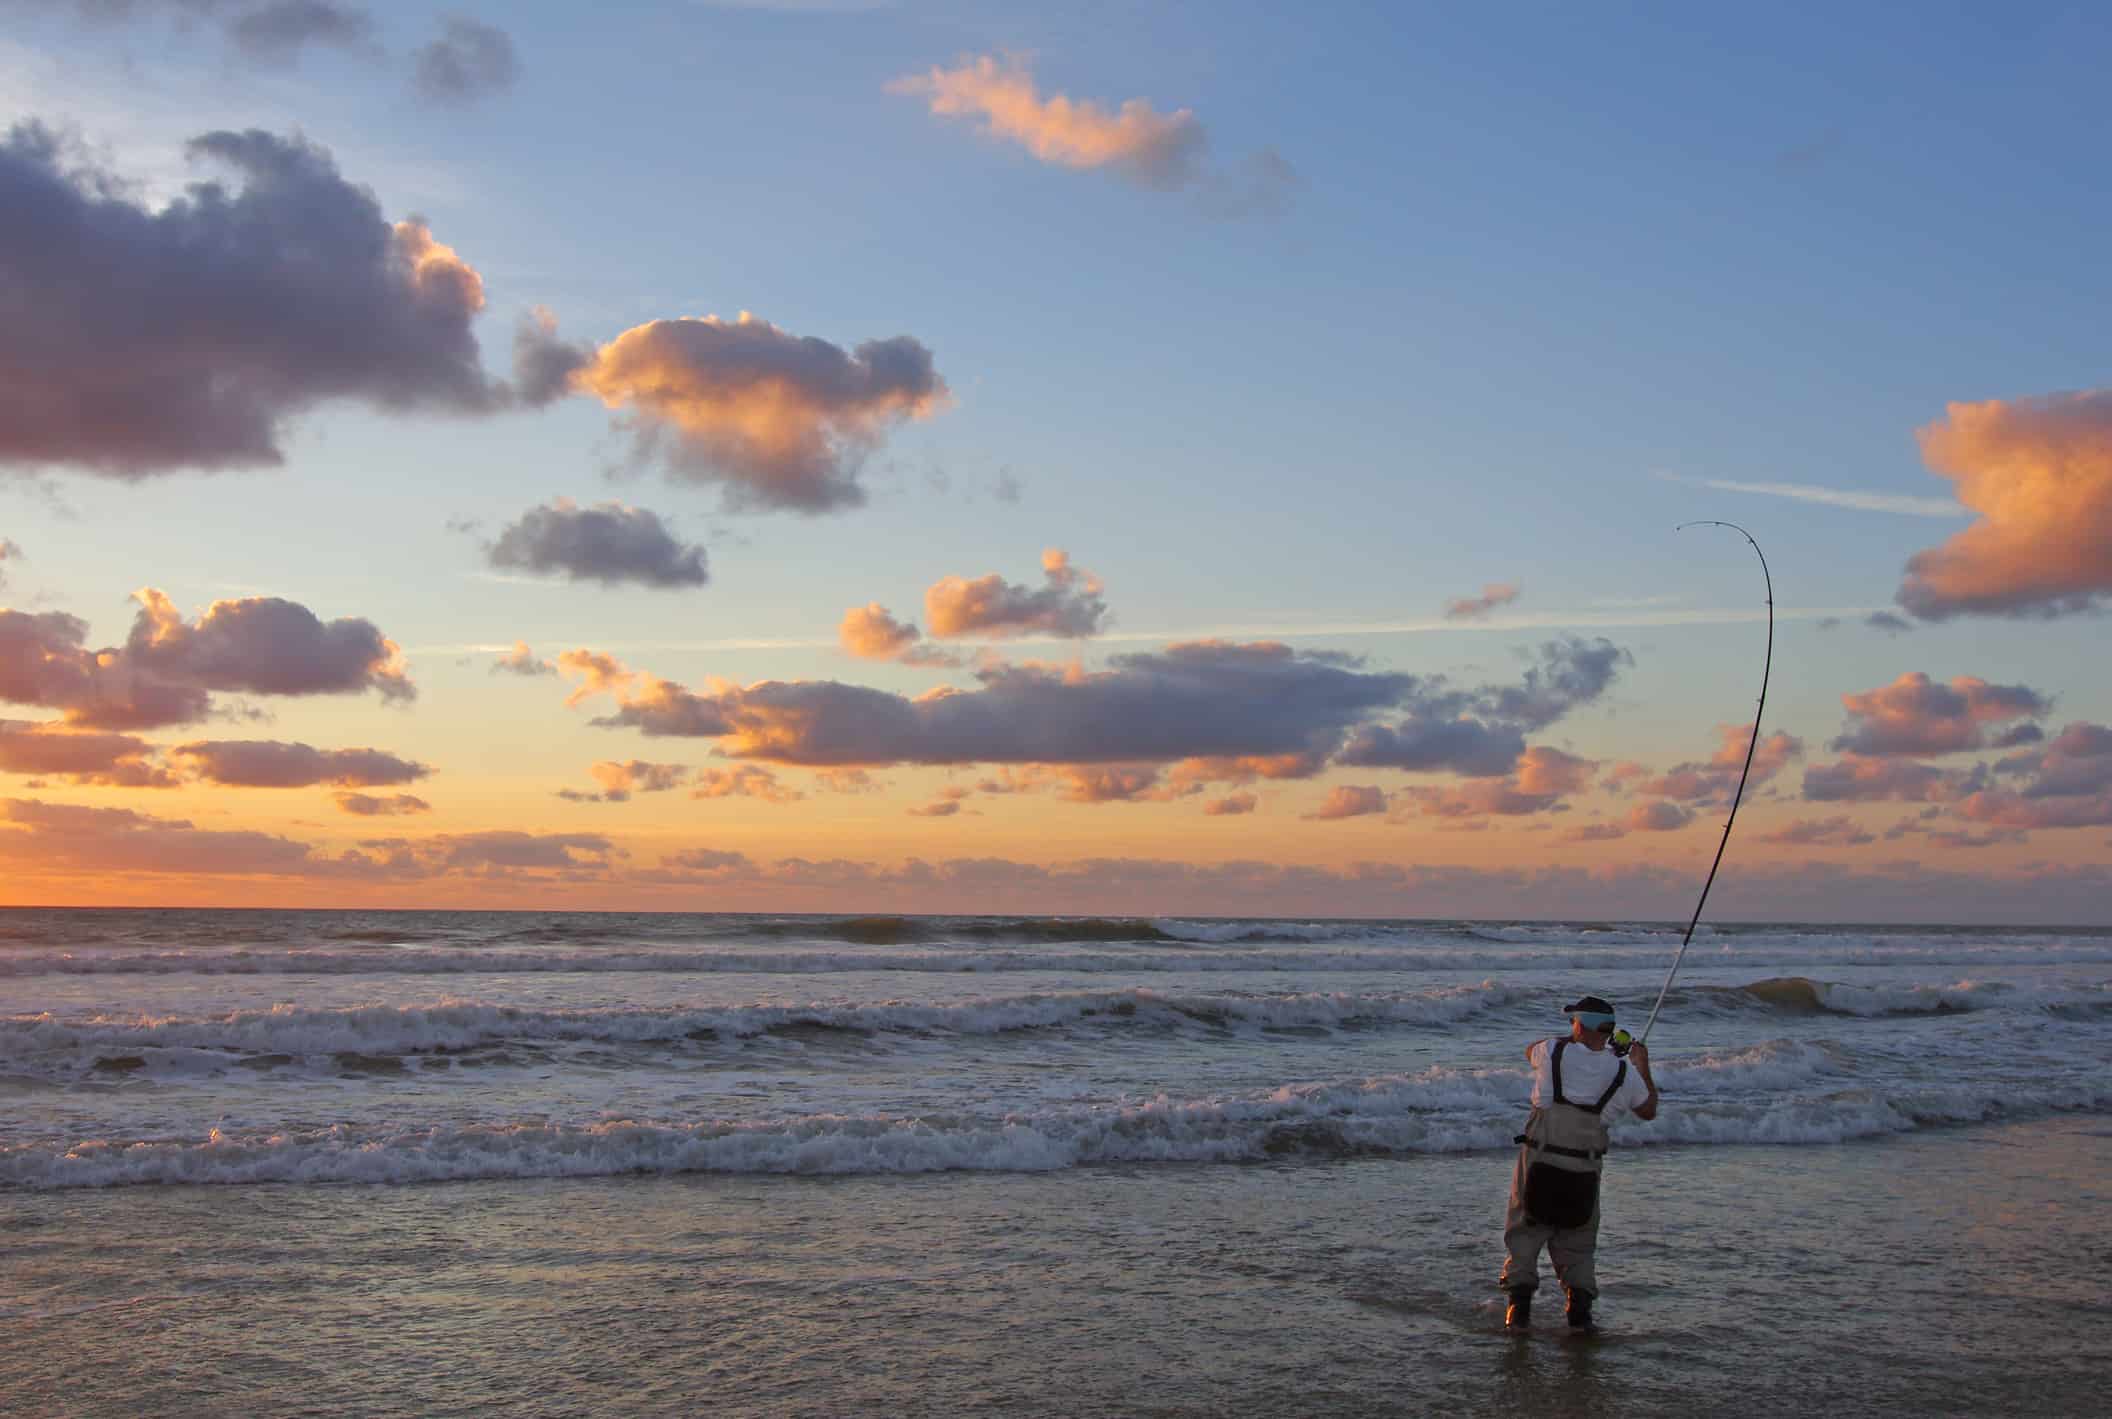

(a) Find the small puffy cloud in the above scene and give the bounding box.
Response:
[492,642,555,677]
[1626,799,1694,832]
[811,767,882,794]
[540,312,947,512]
[410,16,519,106]
[0,720,175,787]
[925,549,1109,639]
[908,798,962,817]
[1829,672,2048,756]
[889,53,1205,190]
[1203,792,1256,816]
[1444,582,1520,621]
[0,124,504,476]
[487,499,708,590]
[561,759,690,803]
[1866,611,1913,635]
[0,539,20,587]
[1756,815,1876,847]
[839,603,960,667]
[333,791,429,816]
[226,1,377,67]
[1514,746,1596,796]
[1,589,411,730]
[1898,391,2112,618]
[171,740,431,788]
[555,649,638,709]
[1305,784,1387,820]
[692,764,802,803]
[1479,637,1632,731]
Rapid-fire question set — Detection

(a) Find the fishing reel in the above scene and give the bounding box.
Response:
[1610,1028,1635,1058]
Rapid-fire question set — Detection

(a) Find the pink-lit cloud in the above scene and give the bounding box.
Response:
[492,642,556,677]
[839,604,961,667]
[521,312,948,512]
[692,764,803,804]
[558,759,692,804]
[889,53,1206,189]
[1444,582,1521,621]
[1802,755,1981,803]
[1626,800,1694,832]
[1634,724,1803,803]
[0,720,175,787]
[925,550,1109,639]
[1,589,411,730]
[1203,792,1257,816]
[1305,784,1387,820]
[1898,391,2112,618]
[1829,671,2047,756]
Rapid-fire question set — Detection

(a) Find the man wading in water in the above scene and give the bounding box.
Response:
[1501,995,1659,1333]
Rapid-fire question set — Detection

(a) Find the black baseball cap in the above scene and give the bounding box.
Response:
[1563,995,1616,1017]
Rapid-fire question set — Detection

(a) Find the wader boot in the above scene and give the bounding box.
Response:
[1566,1289,1596,1332]
[1501,1040,1626,1304]
[1505,1288,1532,1330]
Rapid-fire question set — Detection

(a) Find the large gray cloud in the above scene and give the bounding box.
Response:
[487,500,709,589]
[226,0,376,66]
[0,588,411,729]
[587,640,1415,766]
[1336,636,1631,775]
[0,123,504,476]
[1828,671,2048,756]
[410,16,519,106]
[171,739,430,788]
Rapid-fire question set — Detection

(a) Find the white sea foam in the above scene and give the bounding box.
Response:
[7,1059,2106,1189]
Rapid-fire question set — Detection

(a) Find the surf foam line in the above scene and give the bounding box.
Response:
[0,982,1527,1065]
[13,1048,2099,1189]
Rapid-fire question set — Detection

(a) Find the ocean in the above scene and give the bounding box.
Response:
[5,909,2110,1416]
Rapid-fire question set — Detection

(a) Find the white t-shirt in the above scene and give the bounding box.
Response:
[1526,1037,1652,1118]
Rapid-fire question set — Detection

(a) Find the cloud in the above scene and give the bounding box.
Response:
[0,539,21,587]
[533,311,948,512]
[226,0,377,67]
[486,499,709,590]
[554,649,638,709]
[1337,637,1631,776]
[171,739,431,788]
[1562,822,1626,843]
[1802,755,1981,803]
[1,588,411,730]
[560,759,691,803]
[1305,784,1386,820]
[1399,746,1598,823]
[410,16,519,105]
[1626,800,1694,832]
[889,53,1206,190]
[1829,672,2048,756]
[1203,791,1256,816]
[581,639,1414,769]
[0,124,505,476]
[1443,582,1520,621]
[925,549,1109,639]
[811,767,881,794]
[838,603,960,667]
[692,764,802,803]
[0,720,175,786]
[1898,391,2112,618]
[1946,720,2112,831]
[1656,471,1964,518]
[0,795,376,877]
[1865,611,1913,635]
[491,641,556,676]
[333,791,429,816]
[1755,815,1876,847]
[1633,724,1803,804]
[908,798,962,817]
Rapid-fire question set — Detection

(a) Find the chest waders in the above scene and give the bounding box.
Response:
[1514,1040,1626,1230]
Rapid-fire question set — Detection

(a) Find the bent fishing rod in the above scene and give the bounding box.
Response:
[1635,521,1773,1047]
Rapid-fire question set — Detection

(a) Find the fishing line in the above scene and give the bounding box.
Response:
[1636,521,1773,1046]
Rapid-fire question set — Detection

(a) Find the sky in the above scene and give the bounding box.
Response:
[2,0,2110,921]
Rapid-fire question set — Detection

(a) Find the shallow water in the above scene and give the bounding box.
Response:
[5,1118,2107,1417]
[4,909,2109,1414]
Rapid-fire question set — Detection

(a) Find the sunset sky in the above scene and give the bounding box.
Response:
[3,1,2110,921]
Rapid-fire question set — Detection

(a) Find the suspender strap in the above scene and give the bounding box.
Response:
[1550,1039,1627,1115]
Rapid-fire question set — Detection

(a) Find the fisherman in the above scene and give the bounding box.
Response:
[1501,994,1659,1333]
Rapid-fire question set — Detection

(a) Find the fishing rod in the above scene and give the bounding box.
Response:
[1634,520,1773,1047]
